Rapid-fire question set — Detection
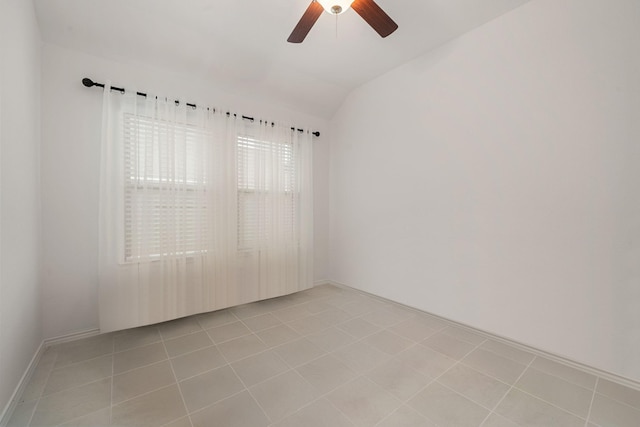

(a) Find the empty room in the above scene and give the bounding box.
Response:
[1,0,639,426]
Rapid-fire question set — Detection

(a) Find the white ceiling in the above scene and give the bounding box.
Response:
[34,0,531,118]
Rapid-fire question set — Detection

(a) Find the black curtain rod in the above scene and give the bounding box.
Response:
[82,78,320,137]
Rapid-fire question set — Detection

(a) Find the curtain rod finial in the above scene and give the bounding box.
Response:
[82,78,96,88]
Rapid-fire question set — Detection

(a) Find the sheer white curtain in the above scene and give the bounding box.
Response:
[99,85,313,332]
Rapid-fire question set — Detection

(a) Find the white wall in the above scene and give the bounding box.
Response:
[330,0,640,382]
[40,44,330,339]
[0,0,43,416]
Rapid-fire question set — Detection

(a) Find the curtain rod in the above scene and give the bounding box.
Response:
[81,78,320,138]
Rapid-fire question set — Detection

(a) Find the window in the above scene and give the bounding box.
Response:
[123,113,210,261]
[237,135,298,250]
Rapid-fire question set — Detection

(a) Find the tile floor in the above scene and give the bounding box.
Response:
[8,284,640,427]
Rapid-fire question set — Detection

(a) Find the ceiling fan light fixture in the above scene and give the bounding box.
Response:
[317,0,354,15]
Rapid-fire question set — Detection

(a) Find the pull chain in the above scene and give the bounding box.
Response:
[335,13,338,39]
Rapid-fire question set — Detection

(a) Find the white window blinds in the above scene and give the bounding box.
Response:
[237,135,298,250]
[123,113,210,261]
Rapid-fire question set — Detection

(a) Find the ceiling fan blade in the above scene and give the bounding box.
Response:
[287,1,324,43]
[351,0,398,38]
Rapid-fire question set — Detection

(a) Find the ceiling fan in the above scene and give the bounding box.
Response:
[288,0,398,43]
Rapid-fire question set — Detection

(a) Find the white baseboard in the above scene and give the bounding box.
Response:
[0,341,44,427]
[327,280,640,392]
[44,328,101,347]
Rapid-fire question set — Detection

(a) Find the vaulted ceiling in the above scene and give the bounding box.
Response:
[35,0,531,118]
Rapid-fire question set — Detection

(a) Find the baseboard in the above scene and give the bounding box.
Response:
[314,279,331,287]
[43,328,101,347]
[0,328,101,426]
[0,341,44,427]
[327,280,640,392]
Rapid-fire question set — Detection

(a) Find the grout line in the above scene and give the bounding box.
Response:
[376,337,490,427]
[158,335,194,427]
[210,318,274,424]
[109,341,114,426]
[507,386,591,423]
[584,379,602,427]
[478,355,537,426]
[226,367,272,423]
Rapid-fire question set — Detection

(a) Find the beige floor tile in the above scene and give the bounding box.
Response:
[241,313,283,332]
[231,349,290,387]
[230,301,273,319]
[114,342,168,374]
[31,378,111,426]
[43,355,112,395]
[162,416,193,427]
[423,332,477,360]
[303,300,334,314]
[6,400,36,427]
[362,309,409,328]
[190,391,269,427]
[164,331,213,357]
[111,384,186,427]
[273,398,353,427]
[113,360,176,404]
[337,317,380,339]
[306,327,353,352]
[179,365,245,412]
[250,370,319,422]
[462,348,527,385]
[438,363,511,409]
[364,330,413,355]
[170,345,226,381]
[275,338,326,368]
[339,300,377,317]
[515,367,592,417]
[480,340,535,365]
[256,324,301,347]
[596,378,640,409]
[217,334,268,362]
[388,317,440,342]
[114,325,162,352]
[59,407,111,426]
[408,381,489,427]
[328,376,402,426]
[482,413,521,427]
[196,309,238,329]
[589,392,640,427]
[54,334,114,368]
[442,326,486,345]
[296,354,357,394]
[394,344,456,379]
[158,317,203,340]
[530,357,596,390]
[19,288,640,427]
[287,315,331,335]
[206,321,252,344]
[332,340,391,374]
[312,308,354,327]
[377,405,437,427]
[272,304,315,323]
[367,358,431,401]
[495,388,585,427]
